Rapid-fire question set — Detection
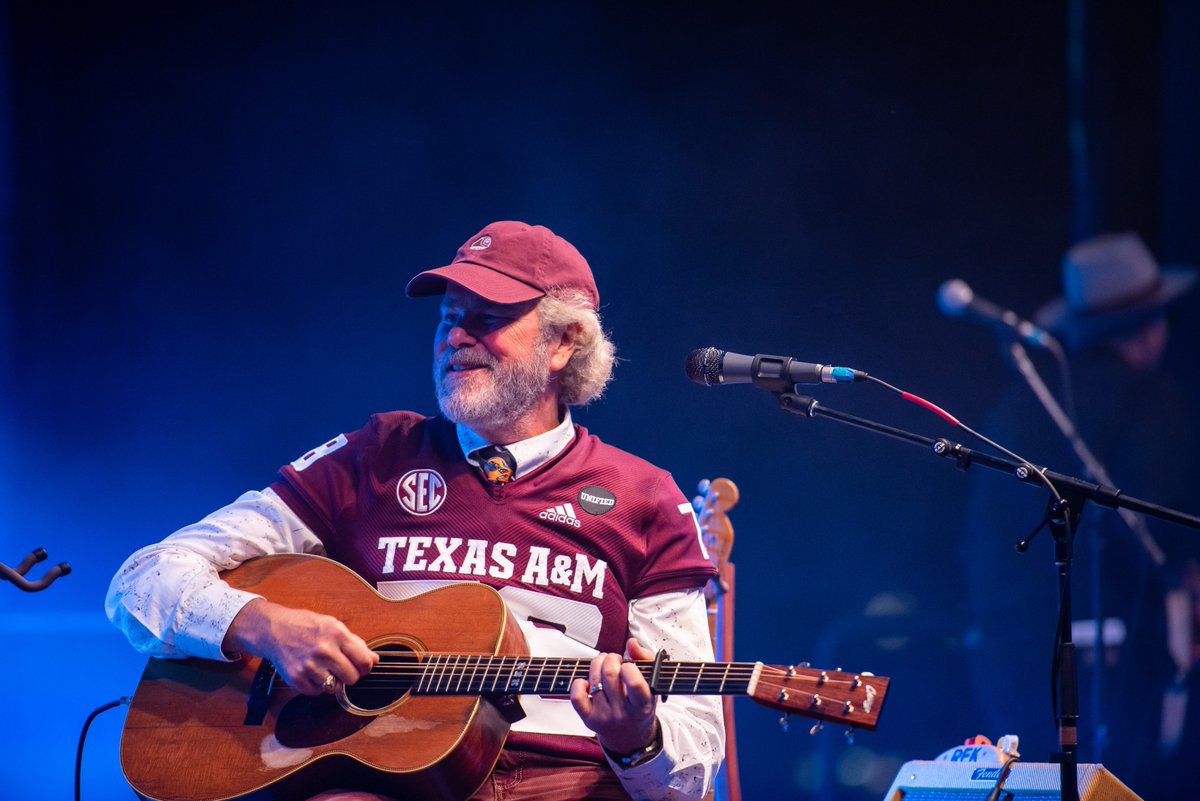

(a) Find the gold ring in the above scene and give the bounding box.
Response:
[323,674,338,692]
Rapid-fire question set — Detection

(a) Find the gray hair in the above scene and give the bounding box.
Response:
[538,289,616,406]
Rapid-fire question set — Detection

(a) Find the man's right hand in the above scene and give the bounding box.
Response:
[222,598,379,695]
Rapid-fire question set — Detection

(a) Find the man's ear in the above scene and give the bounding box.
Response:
[548,322,582,373]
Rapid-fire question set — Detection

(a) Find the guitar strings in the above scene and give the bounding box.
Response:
[356,660,760,691]
[346,657,875,696]
[335,658,883,723]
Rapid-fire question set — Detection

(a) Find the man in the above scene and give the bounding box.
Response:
[960,232,1198,801]
[106,221,725,801]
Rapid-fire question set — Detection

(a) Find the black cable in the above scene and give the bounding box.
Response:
[75,697,130,801]
[985,757,1022,801]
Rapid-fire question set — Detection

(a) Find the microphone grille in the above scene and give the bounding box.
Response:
[937,278,973,315]
[685,347,725,386]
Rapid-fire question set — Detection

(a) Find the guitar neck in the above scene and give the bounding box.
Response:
[367,653,889,730]
[401,654,761,698]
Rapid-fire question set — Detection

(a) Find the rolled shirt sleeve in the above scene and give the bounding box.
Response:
[104,488,323,660]
[613,588,726,800]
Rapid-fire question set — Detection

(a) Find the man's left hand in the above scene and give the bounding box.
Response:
[570,637,659,756]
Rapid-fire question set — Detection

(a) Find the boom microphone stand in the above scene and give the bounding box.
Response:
[1005,340,1165,768]
[771,388,1200,801]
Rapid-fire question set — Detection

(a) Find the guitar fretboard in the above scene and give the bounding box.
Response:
[365,654,762,697]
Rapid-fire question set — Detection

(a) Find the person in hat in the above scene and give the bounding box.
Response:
[105,221,725,801]
[959,232,1199,801]
[1035,231,1197,365]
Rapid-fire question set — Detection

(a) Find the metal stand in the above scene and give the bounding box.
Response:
[775,390,1200,801]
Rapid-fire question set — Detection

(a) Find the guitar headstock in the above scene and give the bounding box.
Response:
[694,477,739,569]
[749,664,889,732]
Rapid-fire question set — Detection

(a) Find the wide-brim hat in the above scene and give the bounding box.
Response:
[1034,232,1197,351]
[405,220,599,310]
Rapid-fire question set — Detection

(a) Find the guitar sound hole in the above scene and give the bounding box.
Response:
[345,644,419,712]
[277,692,371,748]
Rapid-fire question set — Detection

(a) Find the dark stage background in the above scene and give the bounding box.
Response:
[3,3,1199,800]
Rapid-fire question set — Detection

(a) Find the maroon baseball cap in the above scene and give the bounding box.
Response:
[405,221,599,310]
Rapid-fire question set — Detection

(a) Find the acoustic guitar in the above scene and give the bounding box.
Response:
[120,554,889,801]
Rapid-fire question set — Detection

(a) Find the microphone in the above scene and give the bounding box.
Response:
[937,279,1059,349]
[685,347,867,391]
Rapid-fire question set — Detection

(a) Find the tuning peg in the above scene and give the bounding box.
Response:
[844,728,856,745]
[691,496,703,511]
[808,720,824,736]
[696,478,711,494]
[779,714,790,732]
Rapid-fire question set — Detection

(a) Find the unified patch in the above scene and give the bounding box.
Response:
[577,485,617,515]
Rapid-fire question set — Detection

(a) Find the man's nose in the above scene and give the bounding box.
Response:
[446,324,476,349]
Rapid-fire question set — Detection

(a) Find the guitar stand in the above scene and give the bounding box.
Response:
[1,547,71,592]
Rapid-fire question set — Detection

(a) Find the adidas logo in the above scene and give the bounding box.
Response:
[538,503,582,528]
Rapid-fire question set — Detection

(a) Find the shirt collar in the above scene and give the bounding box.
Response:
[457,410,576,480]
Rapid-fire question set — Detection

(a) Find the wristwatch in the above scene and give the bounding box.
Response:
[604,720,663,769]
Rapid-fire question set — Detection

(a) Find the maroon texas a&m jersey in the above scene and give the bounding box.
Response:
[269,410,714,664]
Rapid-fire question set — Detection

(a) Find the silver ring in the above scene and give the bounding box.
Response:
[323,674,338,692]
[589,682,604,695]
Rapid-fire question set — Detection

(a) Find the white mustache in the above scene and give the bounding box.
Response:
[440,349,497,372]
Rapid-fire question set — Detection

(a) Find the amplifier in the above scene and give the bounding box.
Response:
[882,760,1142,800]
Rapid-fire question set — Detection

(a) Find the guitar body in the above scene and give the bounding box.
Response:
[120,554,528,801]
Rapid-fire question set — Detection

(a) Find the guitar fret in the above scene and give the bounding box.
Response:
[484,656,496,692]
[667,661,681,695]
[451,654,465,693]
[492,656,504,692]
[434,652,448,690]
[491,656,504,693]
[436,653,450,693]
[460,657,475,695]
[533,657,547,694]
[692,662,703,694]
[718,662,731,693]
[435,654,449,694]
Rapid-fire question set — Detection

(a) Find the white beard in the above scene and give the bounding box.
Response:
[434,337,551,431]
